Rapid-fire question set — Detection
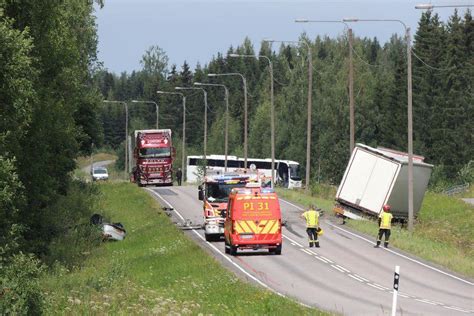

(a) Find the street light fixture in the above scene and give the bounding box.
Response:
[295,19,355,156]
[265,38,315,190]
[157,90,186,181]
[229,53,275,188]
[175,87,209,176]
[103,100,129,177]
[343,17,415,231]
[131,100,159,129]
[194,82,230,172]
[415,3,473,9]
[208,72,249,171]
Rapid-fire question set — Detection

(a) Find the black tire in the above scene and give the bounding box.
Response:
[229,245,237,256]
[273,245,282,255]
[205,234,213,242]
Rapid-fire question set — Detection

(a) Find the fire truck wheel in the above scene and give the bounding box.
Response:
[271,245,282,255]
[229,245,237,256]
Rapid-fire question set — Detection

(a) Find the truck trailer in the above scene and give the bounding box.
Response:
[131,129,175,186]
[334,144,433,220]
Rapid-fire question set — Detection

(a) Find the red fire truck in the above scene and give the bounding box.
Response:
[198,174,250,241]
[131,129,174,186]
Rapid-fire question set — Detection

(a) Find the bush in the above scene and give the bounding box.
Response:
[43,180,102,268]
[0,252,45,315]
[310,183,337,200]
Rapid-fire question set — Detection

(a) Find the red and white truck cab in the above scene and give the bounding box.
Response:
[132,129,175,186]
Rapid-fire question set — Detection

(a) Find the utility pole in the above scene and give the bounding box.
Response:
[406,27,414,231]
[343,17,415,231]
[349,28,355,153]
[306,44,313,191]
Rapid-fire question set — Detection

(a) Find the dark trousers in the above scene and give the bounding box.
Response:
[376,228,391,247]
[306,228,319,247]
[177,177,182,186]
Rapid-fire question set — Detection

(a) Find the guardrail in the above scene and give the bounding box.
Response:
[443,183,469,196]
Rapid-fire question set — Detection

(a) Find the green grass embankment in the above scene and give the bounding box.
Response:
[277,186,474,278]
[41,183,327,315]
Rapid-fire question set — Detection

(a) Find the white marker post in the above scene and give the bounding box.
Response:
[391,265,400,316]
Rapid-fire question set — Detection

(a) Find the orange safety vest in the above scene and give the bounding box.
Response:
[379,211,393,229]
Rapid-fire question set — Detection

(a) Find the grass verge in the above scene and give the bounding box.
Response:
[278,186,474,278]
[41,183,327,315]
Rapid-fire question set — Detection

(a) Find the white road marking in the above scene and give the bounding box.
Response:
[348,274,365,282]
[367,283,386,291]
[353,274,369,282]
[331,264,346,273]
[282,234,304,247]
[306,249,319,256]
[443,305,470,313]
[320,256,333,263]
[301,249,313,255]
[314,256,329,263]
[335,265,350,273]
[415,298,437,305]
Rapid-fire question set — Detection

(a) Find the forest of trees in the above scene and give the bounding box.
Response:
[0,2,472,312]
[97,10,473,187]
[1,1,104,313]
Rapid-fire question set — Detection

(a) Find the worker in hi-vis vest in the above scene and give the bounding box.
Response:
[375,204,393,248]
[301,204,321,248]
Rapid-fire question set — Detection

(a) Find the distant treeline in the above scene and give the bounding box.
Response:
[97,10,473,187]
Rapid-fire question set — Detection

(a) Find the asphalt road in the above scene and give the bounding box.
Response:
[146,185,473,316]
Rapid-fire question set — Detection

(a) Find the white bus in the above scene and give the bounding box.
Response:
[186,155,302,189]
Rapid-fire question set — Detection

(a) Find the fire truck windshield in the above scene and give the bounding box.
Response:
[206,183,246,202]
[139,147,171,158]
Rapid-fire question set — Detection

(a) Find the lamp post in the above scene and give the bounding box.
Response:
[343,17,415,231]
[415,3,473,9]
[103,100,128,177]
[175,87,208,176]
[194,82,230,172]
[295,19,355,155]
[157,91,186,181]
[208,72,249,171]
[229,53,275,188]
[264,39,314,191]
[131,100,159,129]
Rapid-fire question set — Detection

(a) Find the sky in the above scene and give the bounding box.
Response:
[94,0,473,74]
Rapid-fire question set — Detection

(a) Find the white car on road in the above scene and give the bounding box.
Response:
[91,166,109,181]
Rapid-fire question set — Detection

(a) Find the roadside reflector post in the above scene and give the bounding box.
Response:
[391,265,400,316]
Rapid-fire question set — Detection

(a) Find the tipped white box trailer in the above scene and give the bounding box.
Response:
[334,144,433,219]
